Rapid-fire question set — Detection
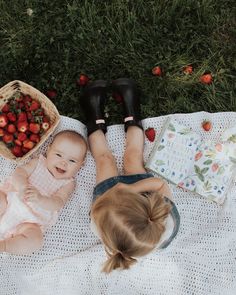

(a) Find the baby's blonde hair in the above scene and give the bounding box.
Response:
[91,187,171,273]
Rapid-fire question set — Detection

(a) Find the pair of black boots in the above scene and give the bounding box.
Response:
[80,78,143,136]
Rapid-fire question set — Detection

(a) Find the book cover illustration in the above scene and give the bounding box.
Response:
[146,118,236,204]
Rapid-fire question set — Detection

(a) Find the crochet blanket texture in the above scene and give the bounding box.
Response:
[0,113,235,295]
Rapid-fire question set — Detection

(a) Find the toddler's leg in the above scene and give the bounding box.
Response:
[89,130,118,184]
[80,80,118,184]
[124,126,146,174]
[0,223,43,255]
[111,78,145,174]
[0,191,7,217]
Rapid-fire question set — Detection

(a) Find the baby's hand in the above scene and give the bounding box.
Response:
[24,185,44,207]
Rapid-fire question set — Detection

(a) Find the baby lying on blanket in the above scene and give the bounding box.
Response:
[0,130,87,254]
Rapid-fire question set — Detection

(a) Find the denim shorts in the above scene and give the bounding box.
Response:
[92,173,180,249]
[93,172,154,200]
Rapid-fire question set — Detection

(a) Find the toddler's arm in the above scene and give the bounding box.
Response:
[11,158,38,192]
[129,177,173,200]
[25,181,76,212]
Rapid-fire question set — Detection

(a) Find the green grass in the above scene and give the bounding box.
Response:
[0,0,235,125]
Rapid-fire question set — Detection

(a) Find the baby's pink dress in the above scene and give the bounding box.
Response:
[0,155,74,240]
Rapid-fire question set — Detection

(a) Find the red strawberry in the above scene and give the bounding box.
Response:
[0,128,4,137]
[7,112,17,122]
[15,95,23,102]
[17,121,28,132]
[17,102,25,109]
[7,124,16,134]
[23,95,32,103]
[18,112,27,122]
[1,103,10,113]
[145,128,156,142]
[183,65,193,74]
[22,147,30,155]
[29,100,40,111]
[11,146,23,157]
[77,74,89,86]
[14,139,23,146]
[200,73,212,84]
[27,111,33,121]
[30,134,40,143]
[202,120,212,131]
[17,132,27,142]
[42,122,50,131]
[152,66,162,76]
[3,133,14,144]
[0,114,8,127]
[29,123,40,134]
[45,89,57,100]
[42,116,50,123]
[112,93,123,103]
[23,139,35,150]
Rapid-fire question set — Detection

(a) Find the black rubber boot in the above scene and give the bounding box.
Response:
[111,78,143,131]
[80,80,108,136]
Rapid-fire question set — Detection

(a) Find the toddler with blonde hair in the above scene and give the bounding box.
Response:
[0,130,87,254]
[80,78,180,273]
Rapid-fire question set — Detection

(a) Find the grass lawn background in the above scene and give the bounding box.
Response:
[0,0,235,125]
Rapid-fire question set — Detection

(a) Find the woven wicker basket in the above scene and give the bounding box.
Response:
[0,80,60,162]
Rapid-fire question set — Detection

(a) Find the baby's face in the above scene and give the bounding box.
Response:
[46,137,86,179]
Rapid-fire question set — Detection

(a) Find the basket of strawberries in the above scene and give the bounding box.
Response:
[0,80,60,162]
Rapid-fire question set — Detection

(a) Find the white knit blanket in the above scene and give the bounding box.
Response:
[0,112,236,295]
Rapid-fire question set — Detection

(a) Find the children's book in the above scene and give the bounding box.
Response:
[145,117,236,204]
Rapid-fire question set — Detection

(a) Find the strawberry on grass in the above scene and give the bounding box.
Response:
[200,73,213,84]
[152,66,162,76]
[45,89,57,100]
[77,74,90,86]
[112,93,123,103]
[183,65,193,74]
